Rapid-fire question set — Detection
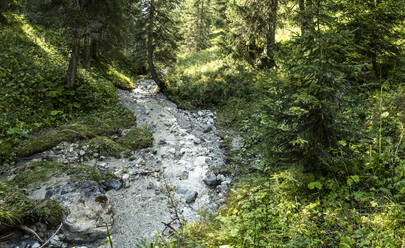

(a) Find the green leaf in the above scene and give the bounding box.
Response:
[308,181,323,190]
[381,111,389,118]
[50,110,62,116]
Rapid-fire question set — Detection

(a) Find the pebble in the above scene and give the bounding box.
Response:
[185,190,198,204]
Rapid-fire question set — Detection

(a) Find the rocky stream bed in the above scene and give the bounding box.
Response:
[2,80,231,248]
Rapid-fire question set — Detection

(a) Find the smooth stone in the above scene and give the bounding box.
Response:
[185,190,198,204]
[104,179,122,191]
[203,173,219,186]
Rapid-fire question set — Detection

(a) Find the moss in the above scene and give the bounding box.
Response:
[117,126,154,150]
[4,105,136,162]
[34,199,63,226]
[66,165,103,183]
[0,182,63,229]
[95,195,108,204]
[12,161,65,188]
[99,61,137,90]
[88,136,128,158]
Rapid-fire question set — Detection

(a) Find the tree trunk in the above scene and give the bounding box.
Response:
[147,0,165,92]
[83,34,91,69]
[66,36,80,88]
[90,37,98,62]
[298,0,306,35]
[0,13,7,25]
[261,0,278,68]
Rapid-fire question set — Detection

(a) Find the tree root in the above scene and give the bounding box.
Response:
[18,225,44,243]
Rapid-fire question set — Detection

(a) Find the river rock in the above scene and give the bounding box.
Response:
[104,179,122,191]
[203,173,219,186]
[46,181,113,243]
[185,190,198,204]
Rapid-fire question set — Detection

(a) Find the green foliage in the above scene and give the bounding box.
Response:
[165,47,255,109]
[87,136,128,158]
[117,126,154,150]
[339,0,405,80]
[0,14,140,164]
[0,182,63,229]
[263,1,360,172]
[181,0,212,51]
[176,169,404,247]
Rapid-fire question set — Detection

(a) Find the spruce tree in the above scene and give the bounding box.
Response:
[144,0,181,91]
[224,0,279,68]
[182,0,212,51]
[265,0,355,172]
[340,0,405,80]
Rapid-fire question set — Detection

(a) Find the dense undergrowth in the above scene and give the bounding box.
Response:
[0,13,139,164]
[160,34,405,247]
[0,12,149,232]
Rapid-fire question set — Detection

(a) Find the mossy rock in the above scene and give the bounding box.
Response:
[4,105,136,163]
[117,126,154,150]
[0,182,63,228]
[88,136,128,158]
[12,161,65,188]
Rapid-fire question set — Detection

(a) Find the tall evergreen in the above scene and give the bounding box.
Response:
[143,0,181,91]
[182,0,212,51]
[265,0,356,171]
[340,0,405,80]
[224,0,279,68]
[27,0,127,87]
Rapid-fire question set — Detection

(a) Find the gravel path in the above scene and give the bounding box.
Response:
[99,80,229,247]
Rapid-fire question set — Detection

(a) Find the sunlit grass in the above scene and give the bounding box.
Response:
[177,46,224,77]
[16,14,65,65]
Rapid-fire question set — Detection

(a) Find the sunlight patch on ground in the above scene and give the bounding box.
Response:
[17,14,65,65]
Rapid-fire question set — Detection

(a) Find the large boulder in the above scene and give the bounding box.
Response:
[46,181,113,243]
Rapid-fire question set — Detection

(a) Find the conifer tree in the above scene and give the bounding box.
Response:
[184,0,212,51]
[224,0,279,68]
[144,0,181,91]
[340,0,405,80]
[265,0,355,172]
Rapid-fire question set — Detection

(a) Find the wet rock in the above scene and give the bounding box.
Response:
[203,125,213,133]
[104,179,122,191]
[158,139,167,145]
[13,239,40,248]
[185,190,198,204]
[46,181,113,243]
[122,174,130,188]
[203,173,219,186]
[216,174,226,183]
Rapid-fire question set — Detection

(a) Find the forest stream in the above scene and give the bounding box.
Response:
[92,80,230,247]
[3,80,230,248]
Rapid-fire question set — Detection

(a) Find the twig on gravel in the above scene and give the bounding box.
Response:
[161,221,177,233]
[18,225,44,243]
[39,222,63,248]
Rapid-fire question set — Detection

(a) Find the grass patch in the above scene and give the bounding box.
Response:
[172,169,404,248]
[117,126,154,150]
[87,136,128,158]
[99,61,138,90]
[84,126,154,158]
[165,47,255,109]
[12,161,65,188]
[10,161,103,188]
[0,182,63,230]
